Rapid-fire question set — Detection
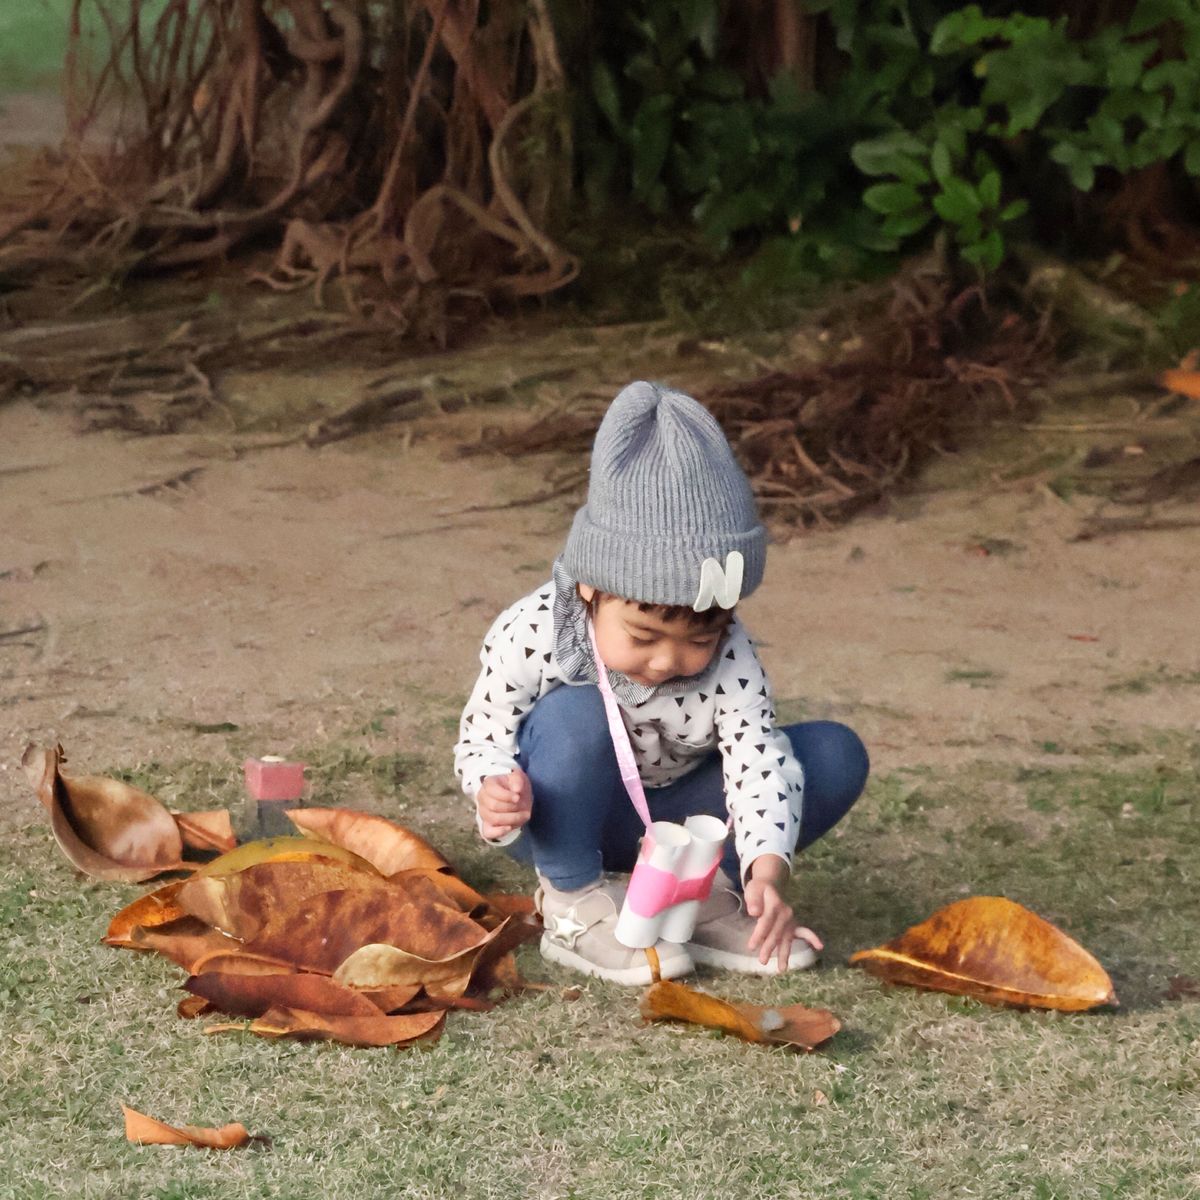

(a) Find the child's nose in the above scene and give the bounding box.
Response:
[649,646,681,674]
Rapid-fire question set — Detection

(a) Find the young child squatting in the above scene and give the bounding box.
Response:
[454,381,868,985]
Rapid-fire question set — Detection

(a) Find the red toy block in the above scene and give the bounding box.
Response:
[244,756,306,802]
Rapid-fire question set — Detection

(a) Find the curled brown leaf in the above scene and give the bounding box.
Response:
[850,896,1117,1011]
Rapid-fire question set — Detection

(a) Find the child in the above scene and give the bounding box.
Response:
[454,381,868,985]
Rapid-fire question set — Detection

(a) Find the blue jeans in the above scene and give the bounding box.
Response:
[506,683,868,890]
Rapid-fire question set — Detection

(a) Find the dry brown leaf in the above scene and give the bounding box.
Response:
[172,810,236,854]
[286,807,449,874]
[333,922,506,1000]
[24,744,184,881]
[177,995,214,1019]
[129,918,243,973]
[189,951,298,977]
[185,971,383,1018]
[229,1004,446,1047]
[353,983,423,1013]
[243,885,492,973]
[121,1104,251,1149]
[849,896,1117,1011]
[639,980,840,1050]
[105,881,187,946]
[389,867,490,916]
[178,859,388,940]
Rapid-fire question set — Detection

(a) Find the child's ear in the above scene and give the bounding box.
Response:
[577,583,596,604]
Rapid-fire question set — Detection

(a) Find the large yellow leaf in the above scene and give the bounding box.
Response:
[24,744,183,881]
[191,835,380,879]
[285,807,449,874]
[849,896,1117,1011]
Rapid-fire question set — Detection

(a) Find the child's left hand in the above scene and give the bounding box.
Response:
[744,854,824,972]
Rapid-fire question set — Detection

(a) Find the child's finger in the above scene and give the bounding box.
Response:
[797,926,824,951]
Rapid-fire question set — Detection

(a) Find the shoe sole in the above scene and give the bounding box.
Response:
[688,941,817,974]
[539,933,694,985]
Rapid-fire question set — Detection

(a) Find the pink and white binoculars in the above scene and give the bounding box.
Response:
[614,813,727,948]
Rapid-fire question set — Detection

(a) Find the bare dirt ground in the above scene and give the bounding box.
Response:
[3,317,1198,825]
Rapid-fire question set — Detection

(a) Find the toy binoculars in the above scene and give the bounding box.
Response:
[614,813,727,948]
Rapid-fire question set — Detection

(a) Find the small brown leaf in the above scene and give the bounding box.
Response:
[24,744,184,881]
[128,918,242,973]
[286,807,449,874]
[106,881,187,946]
[332,924,503,999]
[639,980,840,1050]
[230,1004,446,1047]
[185,971,383,1018]
[172,810,236,854]
[177,995,214,1019]
[121,1104,251,1149]
[849,896,1117,1011]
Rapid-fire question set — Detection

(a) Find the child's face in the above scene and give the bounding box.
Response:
[581,587,726,687]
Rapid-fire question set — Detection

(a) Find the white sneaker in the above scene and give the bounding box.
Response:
[687,871,817,975]
[536,876,694,986]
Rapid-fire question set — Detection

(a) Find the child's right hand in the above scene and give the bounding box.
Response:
[476,768,533,841]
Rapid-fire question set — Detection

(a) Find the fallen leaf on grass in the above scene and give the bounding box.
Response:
[106,882,187,945]
[333,930,503,999]
[192,835,379,878]
[24,744,185,881]
[121,1104,251,1149]
[286,807,449,874]
[178,859,387,939]
[639,979,840,1050]
[242,885,493,974]
[106,813,539,1046]
[186,971,383,1018]
[213,1005,447,1048]
[129,919,242,973]
[850,896,1117,1011]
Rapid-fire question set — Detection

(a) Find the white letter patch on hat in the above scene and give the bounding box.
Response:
[693,551,744,611]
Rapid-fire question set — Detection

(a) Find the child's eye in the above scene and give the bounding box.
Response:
[629,635,655,646]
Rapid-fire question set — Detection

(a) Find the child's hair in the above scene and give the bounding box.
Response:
[589,590,733,632]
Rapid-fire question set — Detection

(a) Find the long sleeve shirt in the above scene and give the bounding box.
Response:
[453,571,804,874]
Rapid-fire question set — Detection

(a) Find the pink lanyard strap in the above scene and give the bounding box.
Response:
[587,619,653,830]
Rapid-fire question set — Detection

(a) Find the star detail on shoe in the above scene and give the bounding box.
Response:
[545,909,589,949]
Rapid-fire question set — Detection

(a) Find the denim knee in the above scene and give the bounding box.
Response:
[814,721,870,805]
[517,684,613,776]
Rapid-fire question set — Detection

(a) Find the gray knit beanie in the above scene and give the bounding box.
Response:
[561,381,767,610]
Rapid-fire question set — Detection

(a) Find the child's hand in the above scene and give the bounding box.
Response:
[744,855,824,972]
[476,768,533,841]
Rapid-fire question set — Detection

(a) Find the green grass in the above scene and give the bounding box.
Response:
[2,721,1199,1199]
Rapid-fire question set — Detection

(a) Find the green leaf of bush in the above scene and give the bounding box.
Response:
[863,182,924,215]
